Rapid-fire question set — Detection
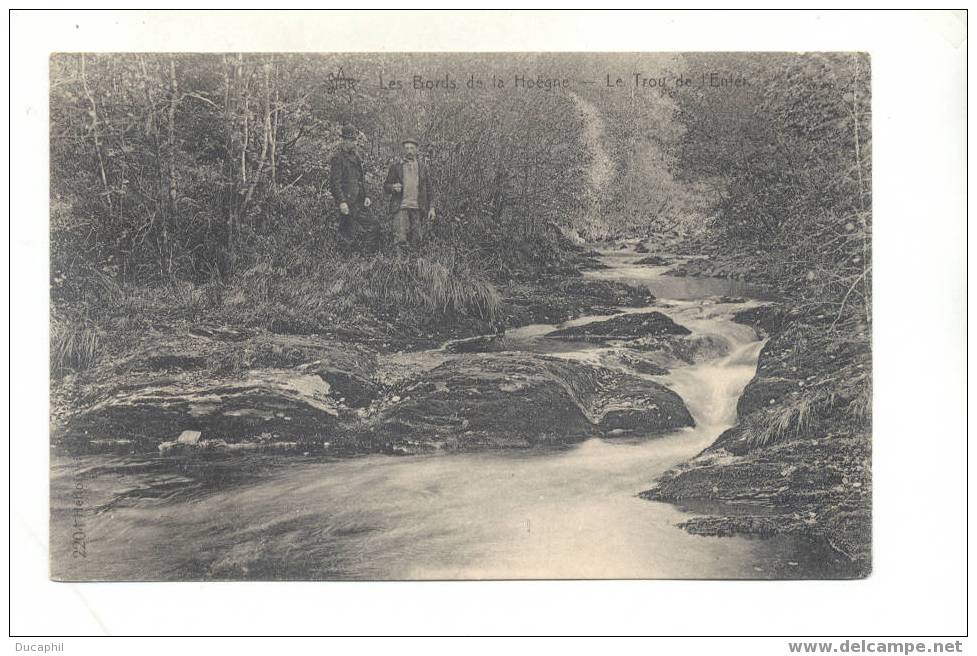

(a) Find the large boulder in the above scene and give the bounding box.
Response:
[55,333,379,454]
[372,353,693,449]
[61,369,343,453]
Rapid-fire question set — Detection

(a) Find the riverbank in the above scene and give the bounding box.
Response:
[637,239,872,578]
[51,256,790,581]
[50,245,672,457]
[49,236,871,580]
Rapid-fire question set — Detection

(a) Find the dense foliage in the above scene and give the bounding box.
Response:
[50,53,592,290]
[51,52,872,376]
[672,53,872,326]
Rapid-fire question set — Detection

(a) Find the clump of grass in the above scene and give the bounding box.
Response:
[845,378,872,426]
[742,391,837,449]
[403,255,500,322]
[51,313,100,375]
[224,251,501,333]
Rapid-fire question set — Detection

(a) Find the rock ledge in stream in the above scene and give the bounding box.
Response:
[634,255,671,266]
[371,353,694,450]
[55,335,379,454]
[502,277,654,328]
[545,311,691,343]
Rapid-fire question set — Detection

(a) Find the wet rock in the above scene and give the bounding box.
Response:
[623,334,733,367]
[634,255,671,266]
[377,354,591,446]
[159,438,303,456]
[596,375,693,433]
[62,369,342,453]
[137,354,209,372]
[375,353,693,448]
[177,430,202,445]
[87,438,136,454]
[736,376,798,416]
[117,335,379,405]
[444,334,511,354]
[598,350,670,376]
[578,259,611,271]
[502,277,654,328]
[643,436,871,577]
[545,311,691,343]
[732,304,788,336]
[58,333,382,454]
[554,277,654,307]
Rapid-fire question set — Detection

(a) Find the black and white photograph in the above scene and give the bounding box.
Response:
[7,8,968,643]
[48,50,873,582]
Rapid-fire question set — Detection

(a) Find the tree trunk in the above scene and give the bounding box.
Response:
[270,63,278,193]
[222,55,238,268]
[244,62,271,212]
[80,56,112,215]
[167,57,179,227]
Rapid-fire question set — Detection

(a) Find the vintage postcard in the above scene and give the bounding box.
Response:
[49,51,872,581]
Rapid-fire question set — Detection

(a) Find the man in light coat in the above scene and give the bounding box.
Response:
[383,136,436,251]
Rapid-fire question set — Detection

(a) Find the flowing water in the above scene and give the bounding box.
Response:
[51,250,828,581]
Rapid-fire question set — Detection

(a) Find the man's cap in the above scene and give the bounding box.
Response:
[401,136,420,146]
[340,124,357,139]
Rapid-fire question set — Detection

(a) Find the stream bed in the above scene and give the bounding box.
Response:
[51,250,832,580]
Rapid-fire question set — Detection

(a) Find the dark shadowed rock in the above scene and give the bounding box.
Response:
[443,334,512,354]
[57,335,380,453]
[502,277,654,328]
[545,311,691,343]
[62,369,343,453]
[736,376,799,417]
[635,255,671,266]
[374,353,693,448]
[732,304,788,336]
[597,349,670,376]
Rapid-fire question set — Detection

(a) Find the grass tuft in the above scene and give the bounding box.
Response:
[742,388,842,449]
[51,314,100,375]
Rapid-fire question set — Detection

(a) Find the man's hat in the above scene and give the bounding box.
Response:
[401,136,420,146]
[340,124,357,139]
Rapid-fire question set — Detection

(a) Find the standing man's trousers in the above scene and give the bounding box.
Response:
[393,208,424,248]
[337,204,381,254]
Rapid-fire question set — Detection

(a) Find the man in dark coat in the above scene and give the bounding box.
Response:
[383,136,435,251]
[328,124,380,253]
